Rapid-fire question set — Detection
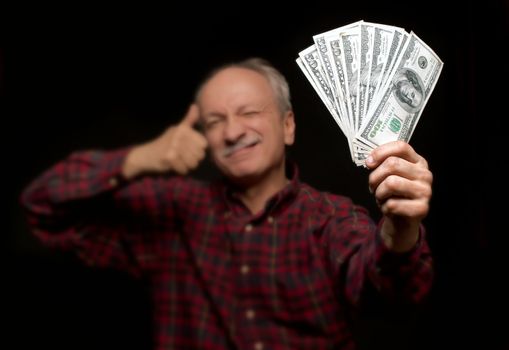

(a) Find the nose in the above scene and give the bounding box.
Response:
[223,116,246,143]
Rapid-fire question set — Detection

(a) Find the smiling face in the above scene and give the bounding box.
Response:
[197,67,295,185]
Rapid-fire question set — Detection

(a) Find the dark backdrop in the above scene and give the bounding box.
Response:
[3,1,508,349]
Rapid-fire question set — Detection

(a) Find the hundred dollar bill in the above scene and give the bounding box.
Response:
[377,28,408,97]
[313,20,362,134]
[295,56,336,124]
[355,32,443,151]
[296,56,353,155]
[357,23,374,129]
[325,33,354,133]
[339,27,361,133]
[366,23,397,115]
[296,21,442,166]
[314,31,347,129]
[298,45,341,125]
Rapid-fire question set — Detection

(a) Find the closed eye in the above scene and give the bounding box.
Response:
[204,117,224,129]
[242,110,260,117]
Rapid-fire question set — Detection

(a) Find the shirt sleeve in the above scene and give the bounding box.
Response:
[327,198,433,307]
[19,148,177,277]
[366,220,433,305]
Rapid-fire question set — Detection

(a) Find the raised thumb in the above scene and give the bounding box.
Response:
[181,104,200,126]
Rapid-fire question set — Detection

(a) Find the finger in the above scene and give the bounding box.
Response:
[366,141,424,169]
[181,104,201,127]
[374,175,431,203]
[171,156,190,175]
[180,150,204,170]
[368,156,430,193]
[188,129,208,149]
[186,145,206,163]
[379,198,429,219]
[161,148,188,175]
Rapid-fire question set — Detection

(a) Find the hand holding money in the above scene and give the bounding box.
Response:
[296,20,443,166]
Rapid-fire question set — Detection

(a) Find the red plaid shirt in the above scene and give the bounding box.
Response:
[20,148,433,350]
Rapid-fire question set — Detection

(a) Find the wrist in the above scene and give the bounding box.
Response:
[380,217,420,253]
[122,145,147,180]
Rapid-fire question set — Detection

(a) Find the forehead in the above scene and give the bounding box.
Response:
[198,67,274,107]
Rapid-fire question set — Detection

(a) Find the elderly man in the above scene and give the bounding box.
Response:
[21,57,433,350]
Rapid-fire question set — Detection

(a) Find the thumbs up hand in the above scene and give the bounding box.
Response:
[123,104,208,179]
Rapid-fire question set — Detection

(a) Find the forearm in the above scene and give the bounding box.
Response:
[369,223,433,304]
[19,147,172,275]
[19,148,130,236]
[342,221,432,307]
[122,143,151,180]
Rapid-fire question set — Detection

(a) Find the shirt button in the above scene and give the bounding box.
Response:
[254,341,264,350]
[267,216,274,224]
[223,212,231,219]
[246,309,255,320]
[240,264,250,275]
[245,224,253,232]
[108,177,118,187]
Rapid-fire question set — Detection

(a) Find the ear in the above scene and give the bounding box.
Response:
[283,110,296,146]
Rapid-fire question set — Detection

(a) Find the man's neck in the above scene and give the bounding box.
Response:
[235,163,288,215]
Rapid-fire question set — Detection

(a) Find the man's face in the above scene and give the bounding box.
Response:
[198,67,295,183]
[398,80,423,108]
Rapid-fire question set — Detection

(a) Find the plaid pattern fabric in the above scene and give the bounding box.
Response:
[20,148,433,350]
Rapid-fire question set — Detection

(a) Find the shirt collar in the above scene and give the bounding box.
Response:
[217,160,301,217]
[268,160,300,210]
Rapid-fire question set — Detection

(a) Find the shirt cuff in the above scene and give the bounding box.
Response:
[373,220,428,275]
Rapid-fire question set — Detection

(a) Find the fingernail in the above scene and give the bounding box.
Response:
[366,156,374,166]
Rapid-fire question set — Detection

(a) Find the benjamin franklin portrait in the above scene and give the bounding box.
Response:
[392,68,425,113]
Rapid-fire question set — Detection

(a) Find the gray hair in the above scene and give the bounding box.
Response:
[194,57,292,114]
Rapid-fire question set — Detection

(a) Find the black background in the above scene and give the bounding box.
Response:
[3,1,509,349]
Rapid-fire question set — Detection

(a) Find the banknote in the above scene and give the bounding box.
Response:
[296,21,443,166]
[312,20,362,133]
[355,32,443,153]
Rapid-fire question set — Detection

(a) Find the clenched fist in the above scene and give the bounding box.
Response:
[122,104,208,179]
[365,140,433,252]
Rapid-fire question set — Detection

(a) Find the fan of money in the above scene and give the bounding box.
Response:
[296,20,443,166]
